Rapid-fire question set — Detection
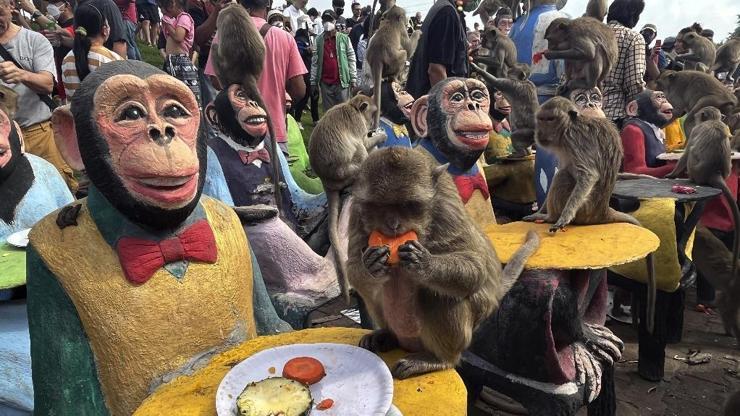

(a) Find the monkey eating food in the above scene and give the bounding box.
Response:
[675,32,717,72]
[471,62,538,158]
[542,16,617,90]
[308,95,387,301]
[524,96,657,332]
[667,106,740,280]
[365,5,419,130]
[347,146,540,379]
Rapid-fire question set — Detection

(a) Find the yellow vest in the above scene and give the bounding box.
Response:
[29,197,257,416]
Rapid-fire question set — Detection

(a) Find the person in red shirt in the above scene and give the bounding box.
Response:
[309,10,356,112]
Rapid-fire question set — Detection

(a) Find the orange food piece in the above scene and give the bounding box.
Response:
[316,398,334,410]
[282,357,326,385]
[368,230,419,265]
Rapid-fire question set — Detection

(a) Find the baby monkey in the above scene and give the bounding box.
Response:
[524,97,657,331]
[348,147,540,379]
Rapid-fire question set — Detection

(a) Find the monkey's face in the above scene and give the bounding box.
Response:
[94,74,201,210]
[535,97,575,149]
[493,91,511,116]
[544,19,570,51]
[392,82,414,118]
[569,87,604,118]
[439,79,492,152]
[227,85,268,140]
[651,91,674,122]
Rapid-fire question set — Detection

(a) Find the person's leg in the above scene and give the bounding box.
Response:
[22,122,77,191]
[141,19,151,45]
[124,20,142,60]
[293,75,310,121]
[320,82,332,113]
[311,89,320,123]
[338,86,350,105]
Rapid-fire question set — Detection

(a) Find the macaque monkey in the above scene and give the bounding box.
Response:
[692,225,740,348]
[475,27,518,78]
[524,97,657,332]
[209,4,282,212]
[656,70,738,137]
[348,146,540,379]
[542,16,617,90]
[366,5,420,130]
[712,38,740,83]
[676,32,717,72]
[667,106,740,279]
[471,62,538,158]
[585,0,607,21]
[308,95,387,301]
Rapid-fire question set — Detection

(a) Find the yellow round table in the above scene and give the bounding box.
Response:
[134,328,467,416]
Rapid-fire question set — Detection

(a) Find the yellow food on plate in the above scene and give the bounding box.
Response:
[236,377,312,416]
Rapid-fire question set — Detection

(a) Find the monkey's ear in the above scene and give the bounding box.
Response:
[568,110,579,120]
[411,95,429,137]
[625,100,639,117]
[358,101,370,113]
[205,103,219,128]
[51,105,84,171]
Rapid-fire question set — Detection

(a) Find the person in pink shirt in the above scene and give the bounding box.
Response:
[205,0,306,152]
[158,0,200,104]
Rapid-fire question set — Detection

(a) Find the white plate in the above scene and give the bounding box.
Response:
[216,343,394,416]
[6,229,30,248]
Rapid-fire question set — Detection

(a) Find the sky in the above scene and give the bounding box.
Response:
[294,0,739,43]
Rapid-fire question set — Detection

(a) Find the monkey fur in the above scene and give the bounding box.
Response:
[365,5,419,131]
[692,225,740,348]
[524,97,657,332]
[676,32,717,72]
[584,0,607,21]
[712,38,740,83]
[308,95,387,302]
[656,70,738,137]
[471,62,538,158]
[667,106,740,280]
[474,27,517,79]
[543,16,617,90]
[348,146,540,379]
[209,4,282,213]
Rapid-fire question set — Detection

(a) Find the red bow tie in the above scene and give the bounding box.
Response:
[238,148,271,165]
[453,172,490,204]
[116,220,218,284]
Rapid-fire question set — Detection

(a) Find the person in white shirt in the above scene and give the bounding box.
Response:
[282,0,307,34]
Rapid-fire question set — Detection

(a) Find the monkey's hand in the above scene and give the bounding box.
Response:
[550,217,571,233]
[362,245,391,278]
[398,240,431,271]
[573,342,603,403]
[582,323,624,367]
[365,128,388,150]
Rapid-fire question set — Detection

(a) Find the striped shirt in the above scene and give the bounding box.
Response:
[62,46,124,98]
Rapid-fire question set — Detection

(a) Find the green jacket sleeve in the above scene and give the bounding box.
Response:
[26,244,108,416]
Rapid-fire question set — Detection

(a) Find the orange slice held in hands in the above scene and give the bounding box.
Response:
[368,230,419,266]
[282,357,326,385]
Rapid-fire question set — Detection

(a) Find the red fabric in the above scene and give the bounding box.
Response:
[620,124,675,177]
[116,220,218,284]
[238,148,271,165]
[453,172,490,203]
[700,173,738,232]
[321,35,340,85]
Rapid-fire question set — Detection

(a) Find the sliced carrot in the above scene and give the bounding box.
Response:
[282,357,326,385]
[316,398,334,410]
[368,230,419,265]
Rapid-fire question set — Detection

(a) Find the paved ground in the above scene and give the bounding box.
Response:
[309,290,740,415]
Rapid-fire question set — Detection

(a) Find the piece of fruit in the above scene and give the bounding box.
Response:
[368,230,419,265]
[282,357,326,385]
[236,377,312,416]
[316,398,334,410]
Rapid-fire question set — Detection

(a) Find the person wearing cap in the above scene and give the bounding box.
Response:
[332,0,347,31]
[283,0,307,34]
[640,23,666,81]
[310,9,356,111]
[268,9,286,29]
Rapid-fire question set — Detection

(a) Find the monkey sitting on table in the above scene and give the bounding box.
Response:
[348,146,540,379]
[523,97,657,331]
[410,77,497,227]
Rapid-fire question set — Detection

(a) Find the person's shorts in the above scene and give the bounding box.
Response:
[137,3,160,24]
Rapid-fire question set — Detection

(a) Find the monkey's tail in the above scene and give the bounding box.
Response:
[617,173,659,181]
[500,230,540,294]
[371,61,383,132]
[713,177,740,286]
[328,190,351,304]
